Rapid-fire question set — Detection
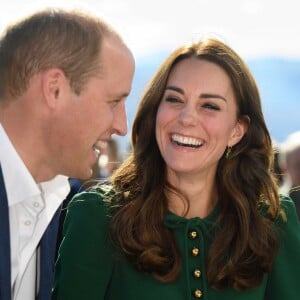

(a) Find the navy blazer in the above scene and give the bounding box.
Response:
[0,165,61,300]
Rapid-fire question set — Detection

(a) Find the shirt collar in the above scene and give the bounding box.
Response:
[39,175,70,204]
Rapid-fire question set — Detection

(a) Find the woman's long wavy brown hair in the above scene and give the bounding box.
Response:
[109,38,280,291]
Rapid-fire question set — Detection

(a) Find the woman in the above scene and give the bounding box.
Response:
[53,38,300,299]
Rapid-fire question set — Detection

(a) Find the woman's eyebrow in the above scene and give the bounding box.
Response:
[200,93,227,102]
[165,85,184,94]
[165,86,227,102]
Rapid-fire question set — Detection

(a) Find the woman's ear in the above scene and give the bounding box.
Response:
[229,115,250,147]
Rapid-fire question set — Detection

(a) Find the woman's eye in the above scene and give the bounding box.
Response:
[202,102,220,111]
[165,96,182,103]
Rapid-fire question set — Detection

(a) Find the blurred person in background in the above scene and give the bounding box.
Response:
[271,140,285,187]
[0,8,134,300]
[280,131,300,218]
[94,138,122,179]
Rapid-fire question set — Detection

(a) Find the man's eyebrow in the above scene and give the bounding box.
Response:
[111,92,130,99]
[121,92,130,98]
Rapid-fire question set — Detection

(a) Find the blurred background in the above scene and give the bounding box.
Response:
[1,0,299,157]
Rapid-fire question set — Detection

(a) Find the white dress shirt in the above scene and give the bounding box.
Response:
[0,124,70,300]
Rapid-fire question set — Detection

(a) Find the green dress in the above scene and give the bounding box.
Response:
[52,191,300,299]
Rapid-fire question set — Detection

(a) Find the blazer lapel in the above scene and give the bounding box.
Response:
[0,164,12,300]
[38,206,61,300]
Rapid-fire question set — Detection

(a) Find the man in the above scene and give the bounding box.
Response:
[0,8,135,300]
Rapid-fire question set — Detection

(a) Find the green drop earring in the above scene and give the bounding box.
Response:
[226,146,232,159]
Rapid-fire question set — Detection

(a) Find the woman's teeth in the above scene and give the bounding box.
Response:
[171,134,203,148]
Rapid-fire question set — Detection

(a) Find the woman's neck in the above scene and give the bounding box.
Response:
[167,171,218,219]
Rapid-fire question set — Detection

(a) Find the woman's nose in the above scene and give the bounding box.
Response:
[178,105,198,127]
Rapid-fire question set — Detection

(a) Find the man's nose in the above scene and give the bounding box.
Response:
[113,103,128,136]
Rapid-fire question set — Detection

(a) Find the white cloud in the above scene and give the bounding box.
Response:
[1,0,300,59]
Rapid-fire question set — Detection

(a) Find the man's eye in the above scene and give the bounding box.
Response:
[110,99,121,107]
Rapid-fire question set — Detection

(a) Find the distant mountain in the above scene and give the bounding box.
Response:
[248,57,300,143]
[117,54,300,155]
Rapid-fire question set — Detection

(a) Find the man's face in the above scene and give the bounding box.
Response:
[49,39,135,179]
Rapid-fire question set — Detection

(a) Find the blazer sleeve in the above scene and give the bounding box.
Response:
[265,196,300,300]
[52,191,114,300]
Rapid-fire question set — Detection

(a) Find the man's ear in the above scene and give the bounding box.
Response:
[229,115,250,147]
[41,68,68,109]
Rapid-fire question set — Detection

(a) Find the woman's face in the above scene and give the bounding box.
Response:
[155,57,247,179]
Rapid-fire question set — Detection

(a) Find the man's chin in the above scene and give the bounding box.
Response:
[74,168,93,181]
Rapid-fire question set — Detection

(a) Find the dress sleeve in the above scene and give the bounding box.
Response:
[52,191,114,300]
[265,196,300,299]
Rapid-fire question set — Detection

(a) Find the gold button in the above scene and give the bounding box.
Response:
[192,247,200,256]
[194,289,202,298]
[189,231,197,239]
[193,269,201,278]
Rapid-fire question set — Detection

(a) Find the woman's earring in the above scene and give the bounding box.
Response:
[226,146,232,159]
